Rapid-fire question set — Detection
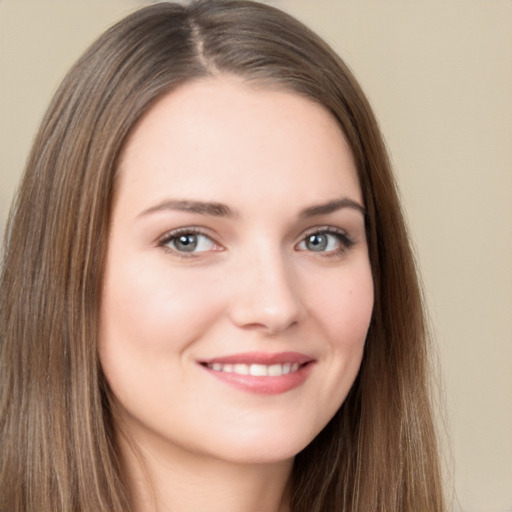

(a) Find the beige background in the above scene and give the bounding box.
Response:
[1,1,511,511]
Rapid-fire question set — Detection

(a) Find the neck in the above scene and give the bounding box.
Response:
[118,432,293,512]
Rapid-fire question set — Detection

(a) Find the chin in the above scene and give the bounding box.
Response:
[202,426,320,466]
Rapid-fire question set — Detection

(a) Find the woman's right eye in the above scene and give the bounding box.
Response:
[159,230,222,255]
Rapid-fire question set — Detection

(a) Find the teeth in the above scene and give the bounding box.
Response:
[268,364,282,377]
[249,364,267,376]
[233,364,249,375]
[207,362,302,376]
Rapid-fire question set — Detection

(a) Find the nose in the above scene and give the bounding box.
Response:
[228,249,305,335]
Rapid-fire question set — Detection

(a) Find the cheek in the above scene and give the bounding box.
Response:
[290,263,373,442]
[312,263,373,395]
[100,258,226,356]
[312,264,374,348]
[98,257,230,425]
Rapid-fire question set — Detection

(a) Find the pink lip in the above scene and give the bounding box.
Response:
[200,351,312,366]
[198,352,315,395]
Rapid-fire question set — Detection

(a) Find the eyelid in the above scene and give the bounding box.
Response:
[300,224,348,236]
[156,226,224,255]
[295,225,355,254]
[155,224,355,258]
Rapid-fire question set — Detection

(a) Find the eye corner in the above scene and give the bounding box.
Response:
[295,226,355,256]
[156,227,224,257]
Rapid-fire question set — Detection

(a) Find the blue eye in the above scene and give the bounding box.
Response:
[160,230,218,253]
[305,233,329,252]
[297,229,353,254]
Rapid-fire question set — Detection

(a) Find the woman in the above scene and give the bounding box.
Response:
[0,1,445,511]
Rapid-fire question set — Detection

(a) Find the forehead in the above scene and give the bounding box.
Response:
[117,76,362,212]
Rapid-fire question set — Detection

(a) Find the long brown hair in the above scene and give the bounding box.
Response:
[0,1,445,511]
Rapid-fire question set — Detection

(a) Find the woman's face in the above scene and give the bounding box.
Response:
[100,77,373,466]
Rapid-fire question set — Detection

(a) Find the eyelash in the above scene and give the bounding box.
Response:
[157,226,355,258]
[297,226,355,257]
[157,227,221,257]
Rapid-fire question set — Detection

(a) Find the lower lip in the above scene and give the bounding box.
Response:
[200,363,313,395]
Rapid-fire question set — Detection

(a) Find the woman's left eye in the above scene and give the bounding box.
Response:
[296,229,354,255]
[159,230,220,254]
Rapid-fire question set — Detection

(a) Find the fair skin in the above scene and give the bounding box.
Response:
[100,76,374,512]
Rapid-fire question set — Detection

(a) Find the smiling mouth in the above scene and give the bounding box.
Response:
[202,362,302,377]
[198,352,314,394]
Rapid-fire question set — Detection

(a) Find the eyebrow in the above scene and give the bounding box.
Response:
[138,199,234,218]
[299,197,366,218]
[138,196,365,219]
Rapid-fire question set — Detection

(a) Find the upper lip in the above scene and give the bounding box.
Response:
[199,351,313,366]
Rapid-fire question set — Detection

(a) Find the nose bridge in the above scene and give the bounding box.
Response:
[229,241,303,333]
